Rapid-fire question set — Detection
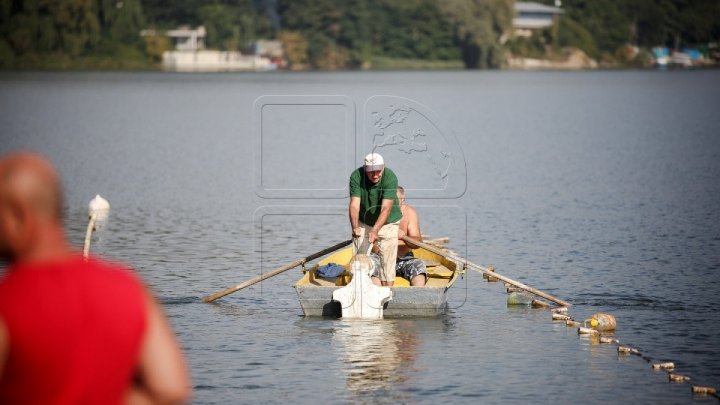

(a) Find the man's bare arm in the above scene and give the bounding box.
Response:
[126,290,191,405]
[0,318,8,381]
[349,196,361,237]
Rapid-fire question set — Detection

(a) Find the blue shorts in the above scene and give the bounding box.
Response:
[370,252,427,281]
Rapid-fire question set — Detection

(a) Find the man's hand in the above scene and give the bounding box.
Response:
[368,229,379,244]
[352,226,362,238]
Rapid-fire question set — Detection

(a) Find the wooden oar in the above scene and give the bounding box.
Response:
[202,239,352,303]
[402,236,571,307]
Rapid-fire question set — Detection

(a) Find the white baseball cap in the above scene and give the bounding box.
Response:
[363,153,384,171]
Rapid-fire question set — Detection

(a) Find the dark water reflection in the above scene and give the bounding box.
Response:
[1,71,719,403]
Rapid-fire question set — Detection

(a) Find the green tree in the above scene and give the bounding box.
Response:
[679,0,720,45]
[371,0,458,61]
[199,4,241,50]
[97,0,145,44]
[278,30,308,68]
[561,0,628,57]
[280,0,347,68]
[338,0,372,67]
[613,0,674,47]
[557,15,597,57]
[143,31,170,63]
[3,0,100,56]
[142,0,202,27]
[439,0,512,68]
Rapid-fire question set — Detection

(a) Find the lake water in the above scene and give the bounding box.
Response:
[1,70,719,404]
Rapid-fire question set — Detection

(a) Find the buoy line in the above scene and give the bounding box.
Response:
[497,279,719,400]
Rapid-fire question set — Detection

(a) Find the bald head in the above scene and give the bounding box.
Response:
[0,153,67,262]
[0,153,63,221]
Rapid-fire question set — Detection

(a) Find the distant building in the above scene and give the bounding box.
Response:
[247,40,285,68]
[141,25,275,72]
[165,26,206,51]
[248,40,284,59]
[513,2,564,37]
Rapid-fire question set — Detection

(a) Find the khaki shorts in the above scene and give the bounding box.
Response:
[353,221,399,282]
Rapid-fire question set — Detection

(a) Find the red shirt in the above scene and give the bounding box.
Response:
[0,256,147,405]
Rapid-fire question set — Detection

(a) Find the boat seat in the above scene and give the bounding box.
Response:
[427,266,453,278]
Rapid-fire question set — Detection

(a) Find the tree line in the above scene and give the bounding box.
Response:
[0,0,718,70]
[538,0,720,64]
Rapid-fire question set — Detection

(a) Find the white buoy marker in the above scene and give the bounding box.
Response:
[83,195,110,259]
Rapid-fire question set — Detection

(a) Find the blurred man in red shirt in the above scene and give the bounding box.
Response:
[0,152,191,405]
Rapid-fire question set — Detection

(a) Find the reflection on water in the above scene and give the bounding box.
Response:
[332,319,419,401]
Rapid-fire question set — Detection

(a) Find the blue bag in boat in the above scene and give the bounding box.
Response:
[316,263,345,278]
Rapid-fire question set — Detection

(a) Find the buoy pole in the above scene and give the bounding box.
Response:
[83,195,110,260]
[82,212,98,259]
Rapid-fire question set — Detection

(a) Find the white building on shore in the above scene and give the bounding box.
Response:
[513,2,564,37]
[158,26,276,72]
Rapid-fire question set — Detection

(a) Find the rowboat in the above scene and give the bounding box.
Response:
[293,246,461,317]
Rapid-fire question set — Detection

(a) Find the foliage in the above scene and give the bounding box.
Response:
[675,0,720,46]
[438,0,513,69]
[199,4,241,50]
[556,16,597,58]
[0,38,15,68]
[142,32,171,63]
[278,30,308,69]
[538,0,720,58]
[198,2,273,51]
[371,0,459,61]
[314,43,349,70]
[142,0,202,28]
[280,0,347,68]
[2,0,101,57]
[279,0,460,69]
[0,0,718,70]
[97,0,146,45]
[560,0,628,57]
[506,33,549,59]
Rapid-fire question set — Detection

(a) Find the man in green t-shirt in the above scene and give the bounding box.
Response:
[348,153,403,286]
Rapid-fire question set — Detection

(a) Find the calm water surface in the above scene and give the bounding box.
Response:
[1,70,719,404]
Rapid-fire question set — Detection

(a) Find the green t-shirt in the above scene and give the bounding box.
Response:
[349,167,402,226]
